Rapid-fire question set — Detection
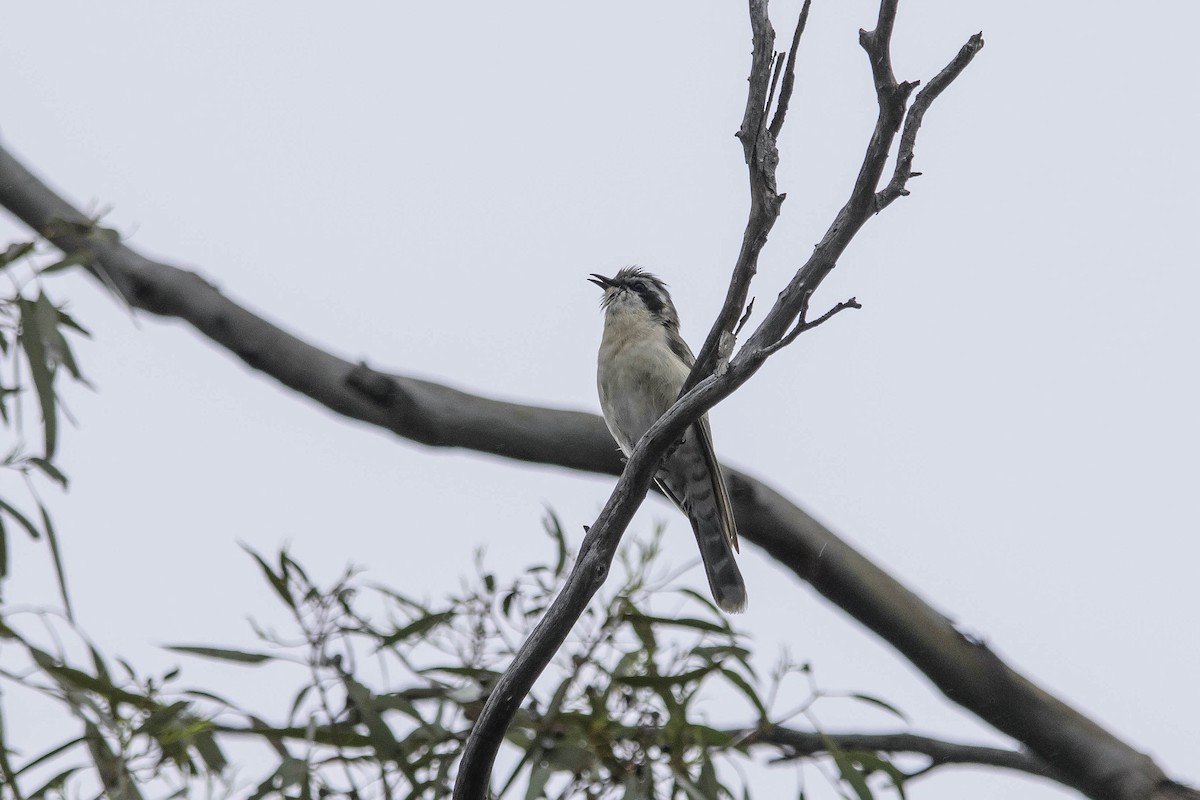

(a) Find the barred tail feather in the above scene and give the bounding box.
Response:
[659,421,748,613]
[692,515,748,613]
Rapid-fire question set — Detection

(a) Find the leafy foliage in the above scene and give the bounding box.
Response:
[0,235,94,615]
[0,515,912,800]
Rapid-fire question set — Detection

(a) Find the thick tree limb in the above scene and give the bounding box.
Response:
[0,6,1194,799]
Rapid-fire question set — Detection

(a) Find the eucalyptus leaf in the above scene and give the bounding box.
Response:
[164,645,274,664]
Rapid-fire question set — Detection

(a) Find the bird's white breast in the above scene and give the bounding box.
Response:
[596,308,691,456]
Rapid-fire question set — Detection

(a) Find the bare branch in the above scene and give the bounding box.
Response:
[760,296,861,357]
[683,0,786,394]
[876,31,986,211]
[768,0,813,139]
[733,296,756,338]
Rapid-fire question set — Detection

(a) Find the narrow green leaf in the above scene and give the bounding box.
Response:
[416,665,501,681]
[11,737,86,782]
[719,667,768,722]
[192,730,228,774]
[0,514,8,582]
[686,723,736,749]
[88,643,112,686]
[55,309,91,337]
[38,503,73,619]
[38,251,91,276]
[183,688,237,706]
[27,767,81,799]
[0,498,40,540]
[164,645,274,664]
[616,663,717,690]
[27,457,68,488]
[624,612,726,634]
[244,714,293,759]
[286,684,313,725]
[343,677,400,757]
[0,704,26,800]
[17,297,57,458]
[374,691,426,723]
[698,756,721,797]
[848,752,907,800]
[241,545,295,609]
[822,736,873,800]
[495,742,540,799]
[690,644,752,664]
[136,700,191,736]
[542,509,569,578]
[545,673,575,717]
[524,763,552,800]
[846,693,908,723]
[50,330,83,381]
[30,653,155,709]
[673,587,722,614]
[277,549,310,585]
[376,610,454,649]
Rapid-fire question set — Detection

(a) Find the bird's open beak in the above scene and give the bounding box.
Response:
[588,273,614,289]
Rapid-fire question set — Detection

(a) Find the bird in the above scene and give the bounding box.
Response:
[590,267,747,613]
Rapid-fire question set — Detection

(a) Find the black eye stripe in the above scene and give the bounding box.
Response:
[633,284,665,315]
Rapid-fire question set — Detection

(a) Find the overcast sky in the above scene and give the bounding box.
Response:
[2,2,1197,799]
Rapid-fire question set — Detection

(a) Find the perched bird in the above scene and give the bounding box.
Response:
[590,267,747,613]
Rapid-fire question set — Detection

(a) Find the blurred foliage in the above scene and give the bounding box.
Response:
[0,515,912,800]
[0,235,96,616]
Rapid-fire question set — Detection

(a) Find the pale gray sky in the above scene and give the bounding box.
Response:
[2,2,1197,799]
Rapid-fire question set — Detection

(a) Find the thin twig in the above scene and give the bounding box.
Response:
[876,31,986,211]
[683,0,781,395]
[733,297,756,338]
[760,297,861,357]
[763,51,788,138]
[768,0,813,138]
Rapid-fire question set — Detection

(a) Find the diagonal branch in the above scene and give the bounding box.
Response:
[683,0,808,393]
[875,31,985,211]
[768,0,813,139]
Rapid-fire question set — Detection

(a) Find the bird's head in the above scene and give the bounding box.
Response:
[589,267,679,329]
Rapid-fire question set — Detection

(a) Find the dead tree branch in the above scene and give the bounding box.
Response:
[683,0,807,391]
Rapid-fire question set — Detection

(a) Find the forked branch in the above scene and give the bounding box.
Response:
[454,2,986,797]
